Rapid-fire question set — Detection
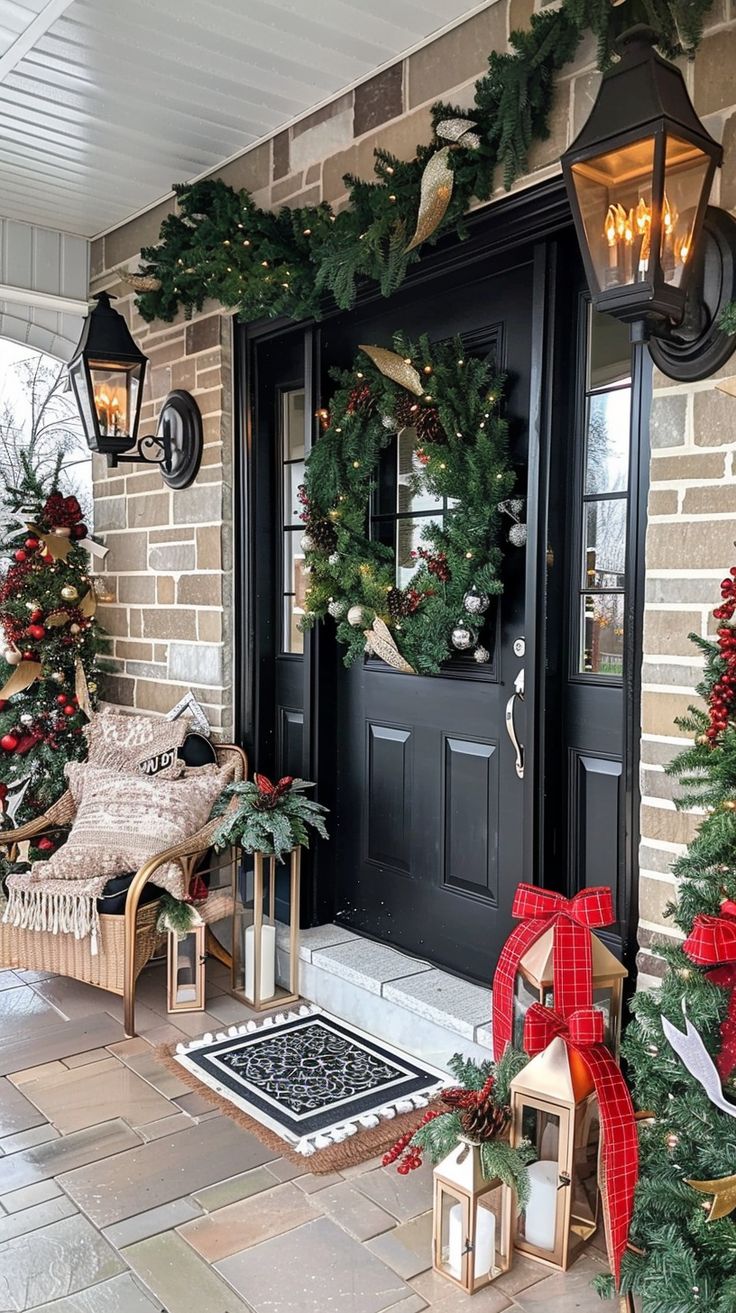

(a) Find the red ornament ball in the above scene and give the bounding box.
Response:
[36,836,54,852]
[21,651,35,662]
[26,624,45,641]
[62,705,76,717]
[56,694,67,706]
[25,537,39,550]
[40,552,53,565]
[30,610,43,623]
[13,549,27,563]
[0,783,7,799]
[0,734,19,752]
[71,523,88,540]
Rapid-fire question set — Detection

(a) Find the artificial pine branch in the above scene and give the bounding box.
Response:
[212,775,328,861]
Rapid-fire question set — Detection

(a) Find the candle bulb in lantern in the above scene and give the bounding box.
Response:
[604,205,618,284]
[635,197,651,280]
[109,393,121,437]
[448,1202,495,1281]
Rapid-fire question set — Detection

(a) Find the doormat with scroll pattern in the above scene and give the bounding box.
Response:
[158,1004,447,1173]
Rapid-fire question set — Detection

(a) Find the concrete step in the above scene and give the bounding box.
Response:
[277,924,492,1073]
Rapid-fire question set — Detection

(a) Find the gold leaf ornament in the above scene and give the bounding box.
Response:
[363,617,416,675]
[75,659,93,718]
[79,590,97,618]
[115,265,162,292]
[358,346,423,396]
[0,661,42,701]
[25,522,71,562]
[687,1173,736,1221]
[406,147,454,252]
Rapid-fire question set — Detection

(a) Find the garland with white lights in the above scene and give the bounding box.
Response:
[299,335,519,676]
[131,1,710,327]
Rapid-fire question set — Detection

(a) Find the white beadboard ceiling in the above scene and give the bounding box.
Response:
[0,0,486,239]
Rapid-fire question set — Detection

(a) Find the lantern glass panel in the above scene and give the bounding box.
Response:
[89,361,142,440]
[513,972,541,1048]
[570,1097,600,1256]
[231,850,300,1011]
[571,137,656,292]
[516,1103,565,1256]
[435,1181,509,1290]
[167,926,205,1013]
[659,136,712,289]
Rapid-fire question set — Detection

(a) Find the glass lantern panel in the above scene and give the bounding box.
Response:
[569,1095,600,1256]
[232,859,278,1006]
[437,1187,471,1285]
[592,985,617,1051]
[513,973,542,1049]
[571,138,656,292]
[517,1104,563,1255]
[89,361,141,440]
[660,137,712,288]
[70,364,98,445]
[473,1185,507,1288]
[174,933,200,1006]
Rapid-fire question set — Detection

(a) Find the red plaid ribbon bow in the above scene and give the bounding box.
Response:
[492,883,615,1061]
[684,912,736,1080]
[524,1002,638,1285]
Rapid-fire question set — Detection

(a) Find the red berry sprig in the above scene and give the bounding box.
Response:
[383,1108,443,1174]
[413,547,451,583]
[708,567,736,744]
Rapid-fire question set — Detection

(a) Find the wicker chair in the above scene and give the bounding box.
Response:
[0,743,246,1036]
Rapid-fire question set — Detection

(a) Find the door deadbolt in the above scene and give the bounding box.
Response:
[513,637,526,658]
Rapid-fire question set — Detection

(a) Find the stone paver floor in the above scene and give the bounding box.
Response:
[0,958,620,1312]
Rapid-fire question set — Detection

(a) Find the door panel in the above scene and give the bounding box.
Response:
[321,254,535,981]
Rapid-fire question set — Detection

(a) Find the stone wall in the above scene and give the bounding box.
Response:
[89,0,736,962]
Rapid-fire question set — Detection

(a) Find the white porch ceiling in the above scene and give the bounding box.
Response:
[0,0,486,239]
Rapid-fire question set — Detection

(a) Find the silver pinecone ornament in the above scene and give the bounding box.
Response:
[473,645,490,664]
[328,599,346,620]
[463,587,490,616]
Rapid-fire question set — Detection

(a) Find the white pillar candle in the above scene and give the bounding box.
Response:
[244,923,276,1001]
[524,1159,558,1251]
[447,1202,495,1281]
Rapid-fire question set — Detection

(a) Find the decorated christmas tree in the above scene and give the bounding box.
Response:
[0,451,100,847]
[607,568,736,1312]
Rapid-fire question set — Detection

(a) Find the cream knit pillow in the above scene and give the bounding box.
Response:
[84,711,188,778]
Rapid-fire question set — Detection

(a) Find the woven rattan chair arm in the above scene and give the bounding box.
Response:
[0,790,76,847]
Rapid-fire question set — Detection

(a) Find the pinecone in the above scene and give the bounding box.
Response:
[347,383,373,414]
[309,519,338,553]
[415,405,445,446]
[387,587,409,620]
[459,1095,509,1145]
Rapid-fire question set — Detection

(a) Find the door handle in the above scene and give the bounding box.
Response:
[505,667,525,779]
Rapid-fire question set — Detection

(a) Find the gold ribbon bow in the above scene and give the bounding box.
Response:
[407,118,480,252]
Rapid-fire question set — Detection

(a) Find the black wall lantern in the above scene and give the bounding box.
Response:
[562,26,736,381]
[68,292,203,488]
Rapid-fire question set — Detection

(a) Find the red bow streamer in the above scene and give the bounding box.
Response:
[492,884,615,1060]
[683,912,736,1080]
[524,1002,638,1285]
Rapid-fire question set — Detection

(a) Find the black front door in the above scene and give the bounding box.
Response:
[319,252,535,981]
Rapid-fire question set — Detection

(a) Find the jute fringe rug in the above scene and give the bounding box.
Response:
[157,1004,447,1174]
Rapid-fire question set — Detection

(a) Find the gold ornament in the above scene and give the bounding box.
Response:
[363,617,416,675]
[406,146,453,252]
[75,659,93,717]
[687,1173,736,1221]
[79,589,97,618]
[357,345,423,396]
[61,585,79,602]
[88,681,98,694]
[45,610,70,628]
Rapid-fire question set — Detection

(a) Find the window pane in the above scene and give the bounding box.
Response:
[583,500,626,588]
[397,428,442,515]
[580,593,624,675]
[282,389,305,525]
[587,309,631,390]
[396,515,443,589]
[283,597,304,655]
[283,460,305,525]
[584,390,631,495]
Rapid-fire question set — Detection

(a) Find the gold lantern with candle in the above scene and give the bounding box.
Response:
[433,1138,513,1294]
[509,1037,599,1272]
[231,848,301,1011]
[167,923,206,1013]
[512,925,627,1058]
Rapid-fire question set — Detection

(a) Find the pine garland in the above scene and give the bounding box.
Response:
[133,1,710,327]
[300,334,513,676]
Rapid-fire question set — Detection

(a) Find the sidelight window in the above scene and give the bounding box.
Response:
[577,309,632,678]
[280,388,306,655]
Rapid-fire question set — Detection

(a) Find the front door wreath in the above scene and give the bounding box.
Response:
[299,335,522,676]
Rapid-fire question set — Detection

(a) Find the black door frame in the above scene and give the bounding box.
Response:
[233,176,650,974]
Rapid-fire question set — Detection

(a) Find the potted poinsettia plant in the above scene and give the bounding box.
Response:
[212,773,328,859]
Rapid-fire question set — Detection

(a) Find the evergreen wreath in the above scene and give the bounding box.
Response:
[132,1,711,326]
[299,334,514,676]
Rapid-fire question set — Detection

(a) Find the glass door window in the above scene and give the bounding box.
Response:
[280,389,306,654]
[577,310,632,677]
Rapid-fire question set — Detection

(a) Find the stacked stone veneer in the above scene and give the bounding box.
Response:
[89,0,736,966]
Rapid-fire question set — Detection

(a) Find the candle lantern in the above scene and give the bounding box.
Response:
[433,1138,513,1294]
[231,848,301,1010]
[562,26,736,382]
[167,924,206,1012]
[510,1037,599,1272]
[512,926,627,1058]
[68,292,147,458]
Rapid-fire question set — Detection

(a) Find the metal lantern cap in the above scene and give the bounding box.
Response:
[519,924,628,991]
[510,1035,594,1104]
[69,291,148,371]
